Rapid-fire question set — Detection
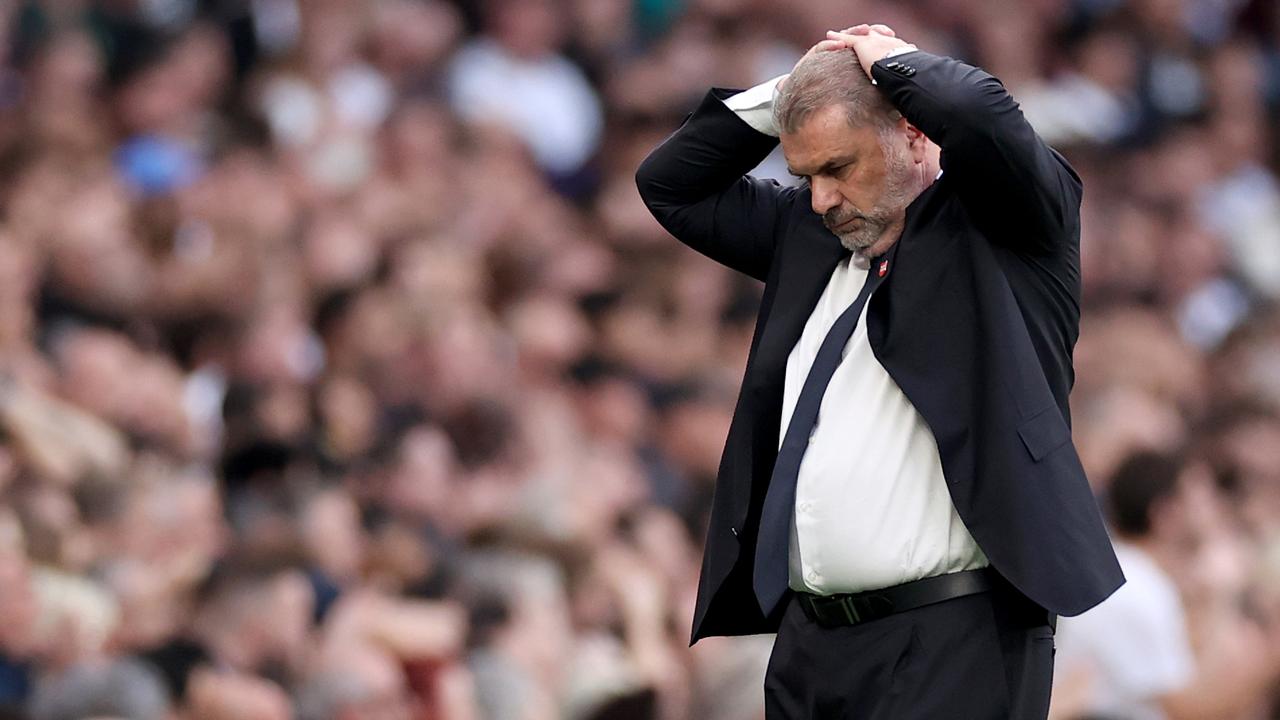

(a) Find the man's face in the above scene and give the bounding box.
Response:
[781,104,916,256]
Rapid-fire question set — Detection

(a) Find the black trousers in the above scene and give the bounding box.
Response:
[764,579,1056,719]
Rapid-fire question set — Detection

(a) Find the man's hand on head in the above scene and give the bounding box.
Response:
[826,25,911,81]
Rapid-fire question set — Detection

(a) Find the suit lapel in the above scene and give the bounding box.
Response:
[749,213,846,397]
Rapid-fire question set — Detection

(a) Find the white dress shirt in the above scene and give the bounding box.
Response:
[726,73,988,595]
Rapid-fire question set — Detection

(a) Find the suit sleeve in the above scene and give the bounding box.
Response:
[635,89,798,282]
[871,51,1082,255]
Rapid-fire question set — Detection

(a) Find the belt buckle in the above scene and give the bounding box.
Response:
[798,594,823,624]
[800,591,896,627]
[798,594,831,626]
[836,597,865,625]
[828,593,895,627]
[808,595,861,627]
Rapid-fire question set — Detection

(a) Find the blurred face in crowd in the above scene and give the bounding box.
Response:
[0,550,38,656]
[0,1,1273,718]
[781,106,923,257]
[488,0,563,59]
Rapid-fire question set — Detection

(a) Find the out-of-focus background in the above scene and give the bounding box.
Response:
[0,0,1277,718]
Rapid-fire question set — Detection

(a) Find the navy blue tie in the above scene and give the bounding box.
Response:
[752,254,888,617]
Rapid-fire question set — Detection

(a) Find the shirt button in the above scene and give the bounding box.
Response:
[798,502,811,513]
[806,570,819,583]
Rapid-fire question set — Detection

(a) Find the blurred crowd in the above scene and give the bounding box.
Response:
[0,0,1276,718]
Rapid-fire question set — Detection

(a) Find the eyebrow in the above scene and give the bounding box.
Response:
[787,154,858,178]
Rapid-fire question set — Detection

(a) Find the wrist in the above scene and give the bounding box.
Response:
[723,74,787,137]
[879,44,918,61]
[868,44,919,85]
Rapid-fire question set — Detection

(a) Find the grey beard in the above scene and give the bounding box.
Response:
[835,219,890,254]
[831,141,916,255]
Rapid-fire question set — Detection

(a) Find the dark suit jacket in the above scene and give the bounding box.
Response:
[635,50,1125,643]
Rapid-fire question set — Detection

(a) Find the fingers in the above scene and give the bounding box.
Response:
[826,30,860,44]
[834,23,896,37]
[795,36,851,76]
[813,38,847,51]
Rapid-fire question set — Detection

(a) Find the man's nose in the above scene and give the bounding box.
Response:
[810,177,840,216]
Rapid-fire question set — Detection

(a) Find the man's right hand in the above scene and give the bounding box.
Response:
[827,24,911,80]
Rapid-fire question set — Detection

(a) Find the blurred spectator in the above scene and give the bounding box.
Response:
[1054,451,1280,718]
[0,0,1272,718]
[448,0,602,185]
[28,657,170,720]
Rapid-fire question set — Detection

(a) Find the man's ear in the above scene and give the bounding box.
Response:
[903,120,927,163]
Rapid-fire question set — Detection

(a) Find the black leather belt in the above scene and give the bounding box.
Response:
[795,568,995,628]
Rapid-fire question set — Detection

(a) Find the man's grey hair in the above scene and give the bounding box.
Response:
[774,49,901,136]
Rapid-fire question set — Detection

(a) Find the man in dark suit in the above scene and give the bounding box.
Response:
[635,24,1125,718]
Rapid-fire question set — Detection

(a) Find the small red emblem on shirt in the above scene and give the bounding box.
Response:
[878,259,889,277]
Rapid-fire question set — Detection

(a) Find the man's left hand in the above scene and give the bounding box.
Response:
[826,25,910,81]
